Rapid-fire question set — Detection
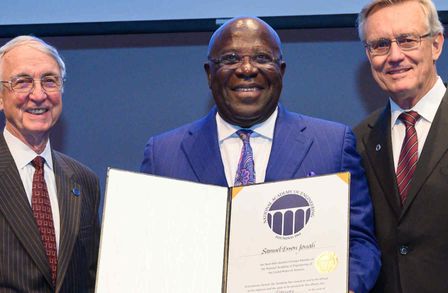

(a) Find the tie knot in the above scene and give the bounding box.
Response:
[31,156,45,170]
[236,129,253,142]
[399,111,420,127]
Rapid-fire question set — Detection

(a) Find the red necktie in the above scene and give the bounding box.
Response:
[396,111,420,205]
[31,156,58,285]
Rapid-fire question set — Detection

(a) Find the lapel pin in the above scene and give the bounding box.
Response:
[376,144,382,151]
[72,187,81,197]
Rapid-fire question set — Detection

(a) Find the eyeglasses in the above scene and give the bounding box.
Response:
[364,33,432,56]
[208,52,282,68]
[1,75,64,94]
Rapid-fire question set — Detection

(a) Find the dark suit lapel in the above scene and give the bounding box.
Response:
[181,108,227,186]
[0,134,53,286]
[265,105,312,182]
[402,89,448,215]
[52,151,82,291]
[362,106,402,216]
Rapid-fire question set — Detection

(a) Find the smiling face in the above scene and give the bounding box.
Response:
[0,43,62,149]
[204,17,286,128]
[363,1,444,109]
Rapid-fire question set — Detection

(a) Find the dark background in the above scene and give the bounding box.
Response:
[1,17,447,197]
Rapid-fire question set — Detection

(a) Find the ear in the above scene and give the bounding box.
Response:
[0,93,3,111]
[279,61,286,77]
[365,47,373,64]
[204,62,212,89]
[432,32,444,61]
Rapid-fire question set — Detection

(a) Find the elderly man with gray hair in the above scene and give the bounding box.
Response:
[0,36,100,292]
[354,0,446,292]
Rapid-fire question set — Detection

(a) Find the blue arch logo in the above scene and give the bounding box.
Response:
[267,193,312,236]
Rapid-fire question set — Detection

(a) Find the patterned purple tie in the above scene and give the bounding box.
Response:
[396,111,420,205]
[234,129,256,186]
[31,156,58,285]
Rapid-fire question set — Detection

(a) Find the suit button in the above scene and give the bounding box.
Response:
[399,245,409,255]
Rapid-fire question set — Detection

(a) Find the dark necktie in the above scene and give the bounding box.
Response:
[396,111,420,204]
[234,129,256,186]
[31,156,58,285]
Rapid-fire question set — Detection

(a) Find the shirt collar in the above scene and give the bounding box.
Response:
[216,106,278,142]
[3,128,54,171]
[390,76,446,128]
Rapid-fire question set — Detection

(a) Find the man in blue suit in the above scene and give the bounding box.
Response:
[141,16,380,293]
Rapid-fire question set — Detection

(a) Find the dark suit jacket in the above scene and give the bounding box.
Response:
[354,88,448,293]
[0,134,101,293]
[141,104,381,293]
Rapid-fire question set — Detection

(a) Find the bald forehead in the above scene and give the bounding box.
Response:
[227,18,267,33]
[207,17,282,56]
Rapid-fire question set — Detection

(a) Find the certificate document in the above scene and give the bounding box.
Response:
[226,173,349,293]
[96,169,349,293]
[96,169,229,293]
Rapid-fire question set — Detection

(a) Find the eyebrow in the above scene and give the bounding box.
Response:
[217,49,276,55]
[10,71,59,79]
[370,32,420,40]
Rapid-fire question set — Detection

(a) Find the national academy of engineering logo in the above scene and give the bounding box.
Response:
[264,191,314,239]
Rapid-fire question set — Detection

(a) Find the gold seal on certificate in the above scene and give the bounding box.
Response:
[315,251,339,273]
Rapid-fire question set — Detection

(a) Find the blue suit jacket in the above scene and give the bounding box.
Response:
[141,104,380,293]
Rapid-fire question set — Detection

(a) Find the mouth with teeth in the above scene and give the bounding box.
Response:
[232,83,265,94]
[230,84,266,104]
[26,108,48,115]
[387,67,411,76]
[234,87,262,92]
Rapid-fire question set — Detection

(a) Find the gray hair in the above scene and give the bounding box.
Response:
[357,0,444,41]
[0,36,66,89]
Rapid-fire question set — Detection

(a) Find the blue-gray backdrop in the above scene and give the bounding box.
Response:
[0,25,447,197]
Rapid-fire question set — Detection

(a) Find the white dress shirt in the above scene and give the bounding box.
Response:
[390,77,446,171]
[3,128,60,251]
[216,107,277,187]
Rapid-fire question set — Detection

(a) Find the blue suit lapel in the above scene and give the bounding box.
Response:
[265,105,313,182]
[181,107,228,186]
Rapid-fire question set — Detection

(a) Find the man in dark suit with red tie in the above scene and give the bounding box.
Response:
[0,36,100,292]
[354,0,447,292]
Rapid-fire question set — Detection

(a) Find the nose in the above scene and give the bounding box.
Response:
[29,81,47,102]
[387,41,405,62]
[235,56,258,79]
